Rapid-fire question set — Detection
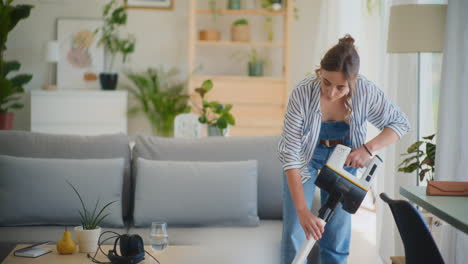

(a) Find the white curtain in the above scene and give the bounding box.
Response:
[434,0,468,262]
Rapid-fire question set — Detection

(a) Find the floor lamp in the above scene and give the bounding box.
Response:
[387,4,446,186]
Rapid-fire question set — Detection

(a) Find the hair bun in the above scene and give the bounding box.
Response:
[338,34,355,46]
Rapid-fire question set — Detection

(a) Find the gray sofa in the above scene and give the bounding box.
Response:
[0,131,320,263]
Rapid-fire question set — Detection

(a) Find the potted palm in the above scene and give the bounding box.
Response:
[231,18,250,42]
[94,0,135,90]
[194,80,235,136]
[123,67,191,137]
[68,181,117,253]
[0,1,33,130]
[199,0,221,41]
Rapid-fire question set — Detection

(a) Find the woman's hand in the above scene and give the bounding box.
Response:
[345,146,372,168]
[297,208,324,241]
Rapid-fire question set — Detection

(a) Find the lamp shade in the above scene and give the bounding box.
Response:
[387,4,447,53]
[46,40,59,62]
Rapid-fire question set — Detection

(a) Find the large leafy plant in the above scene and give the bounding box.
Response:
[95,0,135,72]
[398,134,436,182]
[0,0,33,113]
[67,181,117,230]
[124,67,191,137]
[195,80,235,130]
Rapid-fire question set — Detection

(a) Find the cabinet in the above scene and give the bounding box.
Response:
[188,0,292,136]
[30,90,127,135]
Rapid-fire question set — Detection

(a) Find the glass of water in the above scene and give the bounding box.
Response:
[150,221,169,252]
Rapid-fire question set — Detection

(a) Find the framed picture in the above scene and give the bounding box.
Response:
[56,18,104,90]
[124,0,173,10]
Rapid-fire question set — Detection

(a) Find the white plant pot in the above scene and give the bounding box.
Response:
[74,226,101,253]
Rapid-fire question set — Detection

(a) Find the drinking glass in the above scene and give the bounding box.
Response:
[149,221,169,252]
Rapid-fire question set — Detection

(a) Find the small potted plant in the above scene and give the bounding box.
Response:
[398,134,436,183]
[194,80,235,136]
[123,67,192,137]
[228,0,241,10]
[68,181,117,253]
[95,0,136,90]
[0,1,33,130]
[248,48,264,77]
[199,0,221,41]
[231,18,250,42]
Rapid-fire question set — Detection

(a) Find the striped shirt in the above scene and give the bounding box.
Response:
[277,74,411,184]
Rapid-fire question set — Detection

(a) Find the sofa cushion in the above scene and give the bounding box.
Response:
[0,131,131,220]
[133,158,259,227]
[0,155,125,227]
[133,135,283,220]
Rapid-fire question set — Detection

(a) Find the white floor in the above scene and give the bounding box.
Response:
[349,193,378,264]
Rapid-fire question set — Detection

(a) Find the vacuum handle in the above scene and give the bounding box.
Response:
[291,219,326,264]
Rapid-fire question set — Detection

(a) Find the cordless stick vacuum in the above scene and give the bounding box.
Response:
[291,144,383,264]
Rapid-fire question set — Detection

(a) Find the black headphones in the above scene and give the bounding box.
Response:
[107,234,145,264]
[87,231,159,264]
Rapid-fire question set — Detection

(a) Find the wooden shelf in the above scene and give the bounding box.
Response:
[191,75,285,83]
[196,9,286,16]
[197,40,284,47]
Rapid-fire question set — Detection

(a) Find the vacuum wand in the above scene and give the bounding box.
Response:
[291,144,382,264]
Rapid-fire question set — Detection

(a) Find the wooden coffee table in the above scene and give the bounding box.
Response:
[1,244,203,264]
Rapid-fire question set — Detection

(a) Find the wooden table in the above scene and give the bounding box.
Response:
[1,244,203,264]
[400,186,468,234]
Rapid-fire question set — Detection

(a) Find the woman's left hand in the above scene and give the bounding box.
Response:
[345,146,372,168]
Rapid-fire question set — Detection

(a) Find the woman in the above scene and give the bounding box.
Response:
[278,35,410,264]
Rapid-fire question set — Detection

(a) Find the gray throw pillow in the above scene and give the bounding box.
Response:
[133,135,283,220]
[133,158,259,227]
[0,131,131,221]
[0,155,125,227]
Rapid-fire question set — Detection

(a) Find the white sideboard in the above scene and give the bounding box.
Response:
[31,90,128,135]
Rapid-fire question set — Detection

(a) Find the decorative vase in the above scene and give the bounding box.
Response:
[228,0,241,10]
[152,118,175,138]
[231,25,250,42]
[74,226,101,253]
[199,29,221,41]
[0,113,14,130]
[99,73,119,90]
[207,124,228,136]
[248,61,264,76]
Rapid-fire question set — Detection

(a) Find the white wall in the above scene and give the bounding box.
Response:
[6,0,324,136]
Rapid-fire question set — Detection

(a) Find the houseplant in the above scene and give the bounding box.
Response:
[95,0,135,90]
[199,0,221,41]
[194,80,235,136]
[68,181,117,253]
[123,67,191,137]
[228,0,241,10]
[398,133,436,183]
[231,18,250,42]
[248,48,264,76]
[0,0,33,130]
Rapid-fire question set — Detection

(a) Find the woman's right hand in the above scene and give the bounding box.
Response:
[297,208,325,241]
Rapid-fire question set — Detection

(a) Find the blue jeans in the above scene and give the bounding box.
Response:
[281,138,357,264]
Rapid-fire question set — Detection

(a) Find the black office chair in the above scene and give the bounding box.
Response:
[380,192,444,264]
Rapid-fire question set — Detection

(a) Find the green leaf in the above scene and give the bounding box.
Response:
[426,143,436,161]
[407,141,423,153]
[8,5,33,33]
[419,168,431,182]
[201,80,213,92]
[422,134,436,141]
[198,115,207,124]
[67,181,89,226]
[10,73,32,88]
[216,118,227,129]
[398,153,423,167]
[2,61,20,77]
[398,162,420,173]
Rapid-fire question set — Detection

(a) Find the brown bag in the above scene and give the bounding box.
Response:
[426,181,468,196]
